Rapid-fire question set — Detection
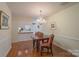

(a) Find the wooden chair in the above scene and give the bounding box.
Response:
[35,32,44,39]
[40,34,54,56]
[33,32,44,49]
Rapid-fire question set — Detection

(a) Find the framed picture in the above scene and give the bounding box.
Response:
[0,11,9,30]
[51,23,56,30]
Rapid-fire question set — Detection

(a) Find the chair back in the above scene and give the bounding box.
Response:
[35,32,44,39]
[48,34,54,45]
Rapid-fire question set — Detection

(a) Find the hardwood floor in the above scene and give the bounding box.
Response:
[7,40,75,57]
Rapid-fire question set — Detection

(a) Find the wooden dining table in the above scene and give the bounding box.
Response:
[32,35,49,52]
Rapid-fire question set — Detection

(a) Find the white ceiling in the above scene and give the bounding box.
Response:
[7,2,77,18]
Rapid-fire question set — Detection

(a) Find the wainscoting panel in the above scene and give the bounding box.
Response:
[54,35,79,56]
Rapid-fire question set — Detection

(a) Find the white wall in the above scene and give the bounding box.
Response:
[32,18,50,35]
[48,3,79,56]
[0,3,12,56]
[12,16,50,42]
[12,16,33,42]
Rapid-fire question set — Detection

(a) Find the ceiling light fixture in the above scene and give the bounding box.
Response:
[36,10,46,24]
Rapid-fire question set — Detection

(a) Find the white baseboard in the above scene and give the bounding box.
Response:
[6,45,12,57]
[54,41,79,57]
[54,42,70,52]
[68,49,79,57]
[54,34,79,57]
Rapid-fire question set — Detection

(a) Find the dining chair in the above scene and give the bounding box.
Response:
[35,32,44,39]
[32,32,44,49]
[40,34,54,56]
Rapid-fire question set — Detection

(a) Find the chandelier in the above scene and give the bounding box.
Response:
[36,10,46,24]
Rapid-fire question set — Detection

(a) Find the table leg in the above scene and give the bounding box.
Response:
[33,39,35,48]
[36,40,40,52]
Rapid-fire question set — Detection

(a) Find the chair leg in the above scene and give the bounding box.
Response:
[33,40,35,49]
[47,48,49,54]
[41,47,43,56]
[36,40,39,52]
[50,47,53,56]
